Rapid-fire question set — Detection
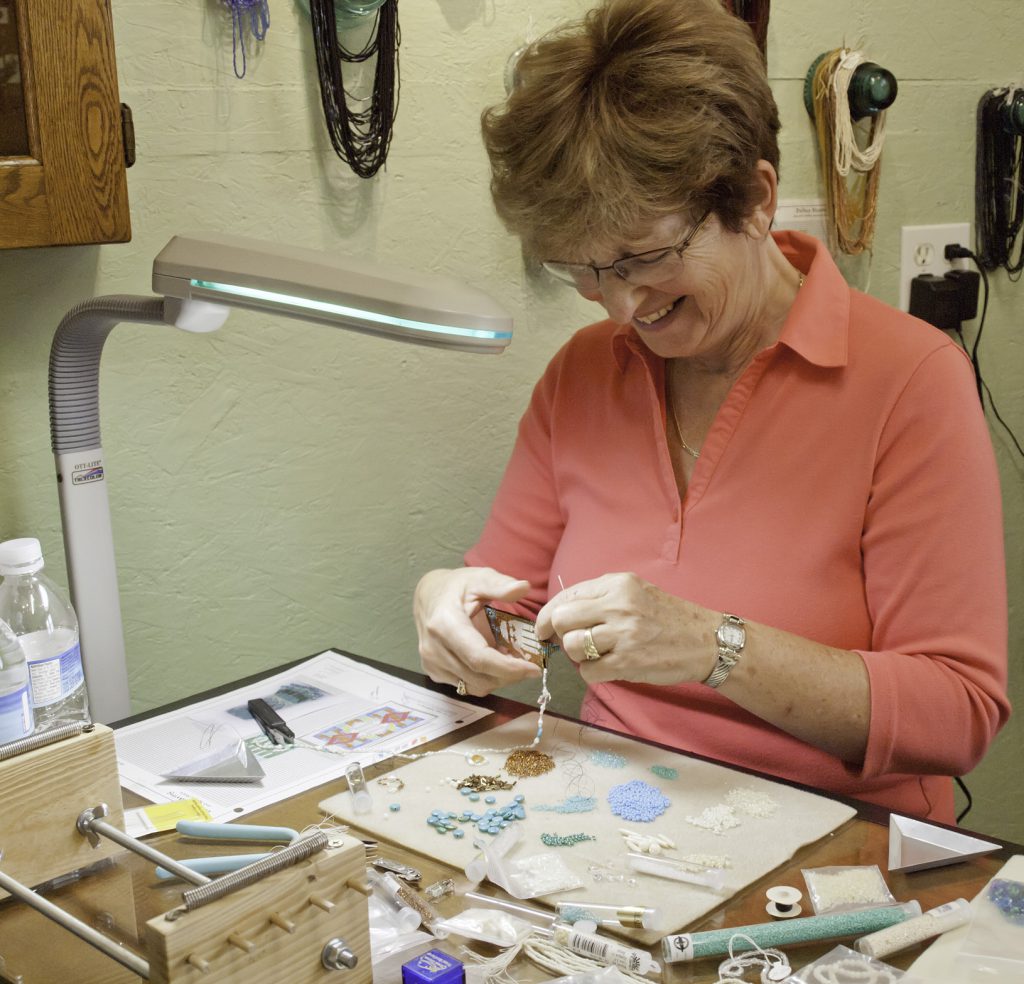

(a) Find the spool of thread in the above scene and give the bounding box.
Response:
[856,898,970,960]
[661,901,921,962]
[766,886,803,919]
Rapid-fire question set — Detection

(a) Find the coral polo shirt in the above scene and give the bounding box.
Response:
[466,231,1009,823]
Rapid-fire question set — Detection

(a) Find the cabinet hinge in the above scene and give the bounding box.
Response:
[120,103,136,168]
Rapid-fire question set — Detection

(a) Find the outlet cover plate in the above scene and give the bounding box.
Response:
[899,223,970,312]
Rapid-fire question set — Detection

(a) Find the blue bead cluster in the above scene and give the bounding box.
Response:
[427,794,527,837]
[540,832,596,847]
[989,878,1024,925]
[607,779,671,822]
[590,750,628,768]
[534,795,598,814]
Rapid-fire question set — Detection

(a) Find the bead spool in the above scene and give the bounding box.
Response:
[766,885,803,919]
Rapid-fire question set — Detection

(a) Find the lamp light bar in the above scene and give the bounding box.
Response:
[153,233,513,353]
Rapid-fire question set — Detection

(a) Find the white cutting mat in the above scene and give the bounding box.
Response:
[320,713,856,936]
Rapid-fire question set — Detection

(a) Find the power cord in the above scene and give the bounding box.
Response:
[945,244,1024,459]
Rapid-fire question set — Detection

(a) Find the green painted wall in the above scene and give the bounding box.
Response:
[0,1,1020,840]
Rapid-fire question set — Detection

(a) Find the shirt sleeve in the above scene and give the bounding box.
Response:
[856,342,1010,779]
[464,348,567,616]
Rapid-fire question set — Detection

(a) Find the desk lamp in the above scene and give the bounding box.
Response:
[48,233,513,723]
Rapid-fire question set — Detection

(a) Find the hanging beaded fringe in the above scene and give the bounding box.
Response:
[224,0,269,80]
[812,48,887,255]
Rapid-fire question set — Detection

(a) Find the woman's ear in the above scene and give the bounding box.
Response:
[744,160,779,240]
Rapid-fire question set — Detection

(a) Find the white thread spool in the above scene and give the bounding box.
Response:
[766,885,803,918]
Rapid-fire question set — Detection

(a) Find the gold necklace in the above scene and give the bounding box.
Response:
[666,373,701,460]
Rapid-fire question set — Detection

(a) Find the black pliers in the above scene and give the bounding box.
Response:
[247,698,295,745]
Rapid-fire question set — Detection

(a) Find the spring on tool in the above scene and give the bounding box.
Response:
[179,831,329,912]
[0,722,92,761]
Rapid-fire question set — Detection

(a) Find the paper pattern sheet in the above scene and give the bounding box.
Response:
[116,651,492,823]
[320,713,857,937]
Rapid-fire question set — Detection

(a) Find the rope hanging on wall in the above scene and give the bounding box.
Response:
[811,49,888,255]
[309,0,401,179]
[721,0,770,59]
[975,88,1024,277]
[223,0,270,79]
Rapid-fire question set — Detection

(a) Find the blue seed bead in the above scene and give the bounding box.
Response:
[469,793,480,802]
[514,794,525,803]
[389,803,401,812]
[453,829,465,839]
[460,787,472,796]
[485,796,496,804]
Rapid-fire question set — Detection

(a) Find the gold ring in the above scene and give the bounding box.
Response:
[456,679,467,696]
[583,628,601,661]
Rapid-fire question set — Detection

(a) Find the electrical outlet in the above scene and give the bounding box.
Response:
[899,223,970,312]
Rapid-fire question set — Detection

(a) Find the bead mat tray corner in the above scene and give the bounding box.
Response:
[319,712,856,938]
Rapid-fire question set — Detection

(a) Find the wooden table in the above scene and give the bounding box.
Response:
[0,652,1017,982]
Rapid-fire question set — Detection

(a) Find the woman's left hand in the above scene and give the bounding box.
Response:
[535,572,717,685]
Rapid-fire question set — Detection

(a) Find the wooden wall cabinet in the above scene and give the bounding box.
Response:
[0,0,131,249]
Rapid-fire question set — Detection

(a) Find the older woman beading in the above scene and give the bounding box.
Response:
[414,0,1008,823]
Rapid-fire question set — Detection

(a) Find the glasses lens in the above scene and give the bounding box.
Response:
[613,248,678,285]
[542,262,598,291]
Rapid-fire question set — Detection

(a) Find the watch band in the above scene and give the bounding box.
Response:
[703,613,746,689]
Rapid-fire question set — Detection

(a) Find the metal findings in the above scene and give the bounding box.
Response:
[504,749,556,778]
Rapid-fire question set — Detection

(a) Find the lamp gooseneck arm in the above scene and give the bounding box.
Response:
[48,295,168,723]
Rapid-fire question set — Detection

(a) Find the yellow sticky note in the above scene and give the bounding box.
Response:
[124,798,212,837]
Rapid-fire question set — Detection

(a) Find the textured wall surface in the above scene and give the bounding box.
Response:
[0,0,1020,839]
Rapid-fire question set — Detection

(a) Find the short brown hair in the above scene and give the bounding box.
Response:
[481,0,781,260]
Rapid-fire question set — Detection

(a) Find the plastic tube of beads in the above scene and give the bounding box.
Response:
[365,868,422,933]
[661,901,921,962]
[626,852,726,892]
[552,923,661,977]
[463,890,556,925]
[555,901,666,931]
[856,898,970,960]
[344,760,372,814]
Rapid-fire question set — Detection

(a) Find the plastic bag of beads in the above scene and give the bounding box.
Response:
[802,865,896,915]
[786,944,911,983]
[954,876,1024,977]
[434,908,535,948]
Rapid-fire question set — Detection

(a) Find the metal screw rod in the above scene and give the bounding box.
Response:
[0,866,150,979]
[77,804,211,887]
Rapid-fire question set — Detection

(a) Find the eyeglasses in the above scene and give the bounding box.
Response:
[541,209,712,292]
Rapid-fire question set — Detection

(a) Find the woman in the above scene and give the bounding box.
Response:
[413,0,1009,823]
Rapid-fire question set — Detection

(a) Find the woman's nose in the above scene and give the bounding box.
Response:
[590,271,644,325]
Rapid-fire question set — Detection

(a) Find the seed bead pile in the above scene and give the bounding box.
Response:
[533,795,598,814]
[504,749,556,778]
[540,832,596,847]
[725,786,779,818]
[650,764,678,780]
[685,804,741,835]
[607,779,671,822]
[804,866,894,913]
[590,749,628,768]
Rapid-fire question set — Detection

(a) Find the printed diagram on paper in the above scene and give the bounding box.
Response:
[114,650,492,823]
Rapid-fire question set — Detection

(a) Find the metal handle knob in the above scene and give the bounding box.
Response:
[322,938,359,971]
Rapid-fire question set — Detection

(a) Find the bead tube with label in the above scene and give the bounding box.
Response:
[552,923,661,977]
[555,901,666,931]
[856,898,970,960]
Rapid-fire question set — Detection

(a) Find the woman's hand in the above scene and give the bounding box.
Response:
[414,567,541,696]
[535,572,717,685]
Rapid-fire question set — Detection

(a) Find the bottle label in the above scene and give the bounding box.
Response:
[0,683,33,742]
[27,643,84,707]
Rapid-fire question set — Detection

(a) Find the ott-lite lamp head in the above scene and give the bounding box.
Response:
[152,233,513,352]
[50,234,513,723]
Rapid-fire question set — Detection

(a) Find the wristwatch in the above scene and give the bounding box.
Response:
[703,613,746,689]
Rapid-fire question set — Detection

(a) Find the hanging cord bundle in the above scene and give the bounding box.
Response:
[223,0,270,79]
[975,87,1024,277]
[721,1,770,60]
[811,49,888,255]
[309,0,401,179]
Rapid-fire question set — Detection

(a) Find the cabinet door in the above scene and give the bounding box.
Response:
[0,0,130,249]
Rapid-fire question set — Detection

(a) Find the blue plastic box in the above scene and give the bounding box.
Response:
[401,949,465,984]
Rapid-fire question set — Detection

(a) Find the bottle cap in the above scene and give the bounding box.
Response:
[0,538,44,575]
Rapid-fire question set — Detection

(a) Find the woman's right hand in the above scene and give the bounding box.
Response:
[414,567,540,696]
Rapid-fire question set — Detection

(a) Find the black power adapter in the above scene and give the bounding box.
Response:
[908,244,980,332]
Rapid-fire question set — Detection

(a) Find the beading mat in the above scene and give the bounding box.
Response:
[320,712,856,937]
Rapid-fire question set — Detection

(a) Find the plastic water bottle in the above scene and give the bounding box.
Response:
[0,616,33,743]
[0,538,90,731]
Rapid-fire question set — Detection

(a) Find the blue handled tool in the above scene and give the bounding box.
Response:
[154,820,300,880]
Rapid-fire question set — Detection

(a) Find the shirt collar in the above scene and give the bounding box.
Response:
[610,229,850,371]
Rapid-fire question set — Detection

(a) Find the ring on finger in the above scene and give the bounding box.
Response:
[456,679,467,696]
[583,627,602,662]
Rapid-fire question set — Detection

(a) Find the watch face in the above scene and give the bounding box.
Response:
[719,622,745,649]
